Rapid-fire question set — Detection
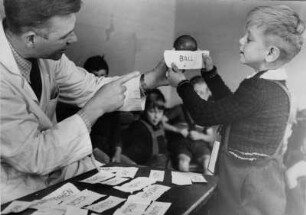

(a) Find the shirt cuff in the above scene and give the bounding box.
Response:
[201,66,218,79]
[77,109,92,132]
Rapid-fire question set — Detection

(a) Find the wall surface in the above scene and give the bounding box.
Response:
[0,0,305,109]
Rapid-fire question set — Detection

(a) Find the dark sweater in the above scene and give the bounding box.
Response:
[122,116,167,165]
[177,67,290,159]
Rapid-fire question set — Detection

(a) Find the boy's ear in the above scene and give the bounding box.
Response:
[265,46,280,63]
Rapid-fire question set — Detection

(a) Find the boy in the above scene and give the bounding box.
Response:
[121,89,169,168]
[164,76,215,174]
[167,5,305,215]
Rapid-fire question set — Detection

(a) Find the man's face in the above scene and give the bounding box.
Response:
[239,26,268,71]
[33,14,78,60]
[146,107,164,126]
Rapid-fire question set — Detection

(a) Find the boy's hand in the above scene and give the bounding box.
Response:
[167,63,187,87]
[202,54,214,72]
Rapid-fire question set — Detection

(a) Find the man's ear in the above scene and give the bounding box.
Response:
[21,31,36,48]
[266,46,280,63]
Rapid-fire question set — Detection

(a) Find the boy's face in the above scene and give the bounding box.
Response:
[193,82,210,100]
[239,26,268,71]
[93,69,108,77]
[146,108,164,126]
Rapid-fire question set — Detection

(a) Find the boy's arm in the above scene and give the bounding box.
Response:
[201,67,233,100]
[201,54,232,100]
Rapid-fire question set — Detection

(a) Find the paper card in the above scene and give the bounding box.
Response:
[100,177,129,186]
[99,167,139,178]
[181,172,207,183]
[85,196,126,213]
[31,208,65,215]
[1,200,33,214]
[119,74,144,111]
[41,183,81,202]
[65,206,88,215]
[207,141,220,174]
[60,189,105,208]
[128,184,170,202]
[113,199,150,215]
[114,177,156,193]
[80,170,115,184]
[143,201,172,215]
[30,199,65,210]
[171,171,192,185]
[164,50,210,70]
[149,170,165,182]
[115,167,139,178]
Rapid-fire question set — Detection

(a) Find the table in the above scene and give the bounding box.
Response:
[1,163,217,215]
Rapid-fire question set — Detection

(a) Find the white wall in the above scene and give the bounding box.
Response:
[1,0,306,109]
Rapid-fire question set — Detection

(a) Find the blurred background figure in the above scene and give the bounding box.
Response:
[121,89,170,169]
[284,109,306,215]
[164,76,216,174]
[57,55,123,163]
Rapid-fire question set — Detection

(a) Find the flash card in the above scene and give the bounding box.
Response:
[164,50,209,70]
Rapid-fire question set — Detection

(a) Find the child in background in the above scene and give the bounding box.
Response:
[164,76,215,174]
[57,55,122,163]
[167,5,305,215]
[121,89,169,168]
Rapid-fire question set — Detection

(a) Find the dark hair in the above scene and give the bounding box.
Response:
[190,75,205,87]
[173,35,198,51]
[4,0,82,34]
[145,89,166,111]
[83,55,109,75]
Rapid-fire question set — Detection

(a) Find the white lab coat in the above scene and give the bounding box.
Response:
[0,21,141,203]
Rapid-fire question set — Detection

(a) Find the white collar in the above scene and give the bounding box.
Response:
[248,68,287,81]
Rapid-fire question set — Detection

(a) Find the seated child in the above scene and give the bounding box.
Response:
[164,76,215,174]
[121,89,169,168]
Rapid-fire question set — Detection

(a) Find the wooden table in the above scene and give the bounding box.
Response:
[1,163,217,215]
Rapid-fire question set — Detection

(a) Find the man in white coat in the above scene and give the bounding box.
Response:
[0,0,167,204]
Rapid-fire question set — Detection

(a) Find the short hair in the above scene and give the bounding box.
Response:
[173,35,198,51]
[246,5,305,63]
[3,0,82,35]
[190,75,205,87]
[83,55,109,75]
[145,89,166,111]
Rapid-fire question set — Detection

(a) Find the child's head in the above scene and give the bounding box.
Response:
[240,5,305,70]
[173,35,198,51]
[84,55,109,77]
[144,89,166,126]
[190,76,211,100]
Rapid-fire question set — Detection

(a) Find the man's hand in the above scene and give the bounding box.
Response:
[81,71,140,125]
[167,63,187,88]
[143,59,169,89]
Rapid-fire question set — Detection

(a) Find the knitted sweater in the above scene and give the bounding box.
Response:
[177,67,290,160]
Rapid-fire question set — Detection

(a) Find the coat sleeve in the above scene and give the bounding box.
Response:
[53,55,142,109]
[0,79,93,175]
